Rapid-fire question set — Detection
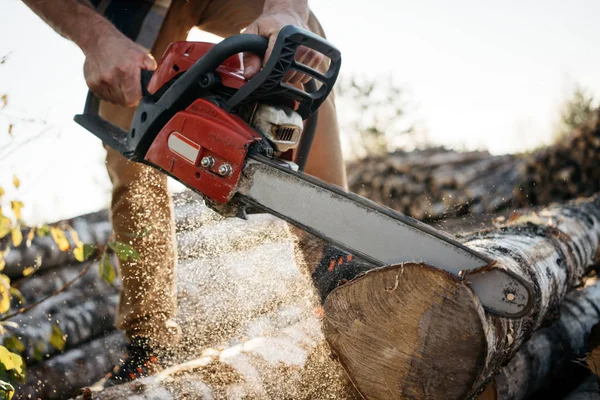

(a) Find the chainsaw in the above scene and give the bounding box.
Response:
[74,25,533,318]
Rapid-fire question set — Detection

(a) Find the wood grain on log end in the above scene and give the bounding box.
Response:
[323,263,487,400]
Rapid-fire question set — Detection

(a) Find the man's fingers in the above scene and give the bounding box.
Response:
[121,67,142,107]
[142,54,157,71]
[243,54,262,80]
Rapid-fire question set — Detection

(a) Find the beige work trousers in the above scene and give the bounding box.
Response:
[100,0,346,345]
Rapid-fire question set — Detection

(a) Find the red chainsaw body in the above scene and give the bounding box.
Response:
[144,99,262,203]
[148,41,247,94]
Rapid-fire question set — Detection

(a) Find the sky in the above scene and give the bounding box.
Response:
[1,0,600,223]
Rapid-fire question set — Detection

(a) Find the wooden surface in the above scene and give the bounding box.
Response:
[324,263,486,400]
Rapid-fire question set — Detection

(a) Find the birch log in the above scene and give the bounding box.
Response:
[563,375,600,400]
[5,293,118,364]
[484,279,600,400]
[3,213,112,279]
[323,195,600,400]
[14,332,127,400]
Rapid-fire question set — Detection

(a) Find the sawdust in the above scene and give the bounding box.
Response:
[89,194,358,399]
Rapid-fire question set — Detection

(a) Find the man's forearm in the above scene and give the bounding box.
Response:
[263,0,309,22]
[22,0,122,54]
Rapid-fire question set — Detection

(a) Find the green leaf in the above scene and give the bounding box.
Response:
[0,345,24,383]
[36,225,50,237]
[73,244,96,263]
[9,202,22,222]
[0,217,11,240]
[3,337,24,355]
[49,227,69,252]
[8,289,23,306]
[33,341,44,362]
[0,380,14,400]
[99,254,116,285]
[24,229,35,247]
[10,228,21,248]
[108,241,139,262]
[0,276,11,314]
[49,325,65,352]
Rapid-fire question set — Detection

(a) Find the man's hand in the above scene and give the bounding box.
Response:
[83,30,157,107]
[243,10,323,85]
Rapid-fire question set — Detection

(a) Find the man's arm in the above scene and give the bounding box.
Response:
[22,0,156,107]
[243,0,323,84]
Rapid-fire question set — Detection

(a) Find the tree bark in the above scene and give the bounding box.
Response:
[322,195,600,400]
[3,214,111,279]
[5,292,118,365]
[14,332,127,400]
[563,375,600,400]
[483,278,600,400]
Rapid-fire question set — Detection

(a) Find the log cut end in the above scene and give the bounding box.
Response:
[323,263,488,400]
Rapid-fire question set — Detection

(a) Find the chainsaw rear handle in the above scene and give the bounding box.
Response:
[81,69,155,116]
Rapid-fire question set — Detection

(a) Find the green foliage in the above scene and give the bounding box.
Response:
[3,338,24,355]
[99,253,117,285]
[109,241,139,262]
[0,380,14,400]
[0,345,25,385]
[73,244,96,263]
[49,325,65,352]
[554,83,597,142]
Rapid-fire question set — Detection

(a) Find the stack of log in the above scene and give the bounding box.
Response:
[347,109,600,221]
[1,189,600,399]
[347,148,522,220]
[516,111,600,206]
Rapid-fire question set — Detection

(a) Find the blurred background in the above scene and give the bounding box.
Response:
[1,0,600,224]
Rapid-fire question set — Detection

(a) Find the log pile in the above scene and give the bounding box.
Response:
[4,189,600,398]
[347,109,600,221]
[516,111,600,206]
[347,148,523,220]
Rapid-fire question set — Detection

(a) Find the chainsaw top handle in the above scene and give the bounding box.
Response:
[149,25,340,119]
[226,25,341,119]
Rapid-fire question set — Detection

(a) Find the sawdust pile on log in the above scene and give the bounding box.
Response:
[347,110,600,221]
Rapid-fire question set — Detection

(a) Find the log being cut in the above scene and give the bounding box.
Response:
[323,195,600,399]
[74,194,600,400]
[480,277,600,400]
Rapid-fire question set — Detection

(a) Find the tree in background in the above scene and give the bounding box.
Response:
[554,83,597,142]
[335,75,428,159]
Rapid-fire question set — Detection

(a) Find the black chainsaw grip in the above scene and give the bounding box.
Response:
[140,69,154,98]
[226,25,342,120]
